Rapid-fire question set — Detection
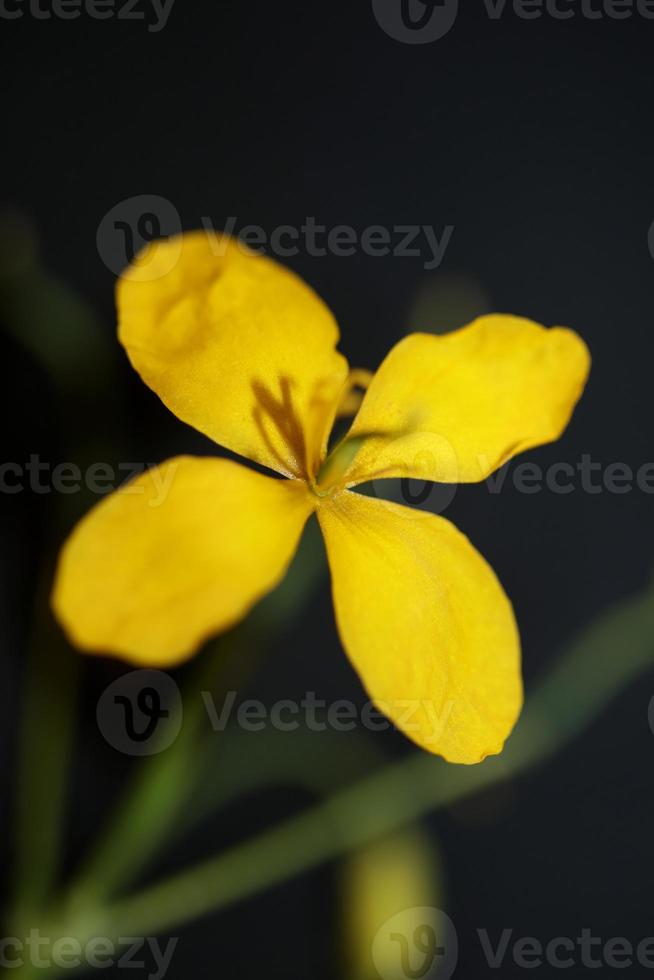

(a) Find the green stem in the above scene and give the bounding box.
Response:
[100,583,654,937]
[10,582,80,929]
[65,628,263,910]
[64,519,327,907]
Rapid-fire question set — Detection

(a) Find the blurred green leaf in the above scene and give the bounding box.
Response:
[0,209,112,391]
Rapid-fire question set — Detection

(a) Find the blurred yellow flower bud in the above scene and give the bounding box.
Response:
[340,826,456,980]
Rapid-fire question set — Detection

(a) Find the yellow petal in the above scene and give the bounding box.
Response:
[52,457,314,666]
[343,315,590,485]
[118,232,349,479]
[317,491,522,763]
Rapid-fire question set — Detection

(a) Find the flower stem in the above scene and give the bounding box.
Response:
[100,582,654,938]
[10,576,80,929]
[64,519,327,908]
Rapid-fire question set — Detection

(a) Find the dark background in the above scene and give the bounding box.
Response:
[2,1,654,977]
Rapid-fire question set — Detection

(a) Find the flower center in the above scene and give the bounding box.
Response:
[311,435,366,496]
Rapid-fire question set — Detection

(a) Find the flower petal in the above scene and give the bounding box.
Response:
[52,457,314,666]
[343,315,590,485]
[317,490,522,763]
[118,232,349,479]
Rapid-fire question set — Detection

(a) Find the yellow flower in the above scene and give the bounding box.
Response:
[52,232,590,764]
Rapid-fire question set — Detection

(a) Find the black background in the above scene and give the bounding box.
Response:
[2,1,654,977]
